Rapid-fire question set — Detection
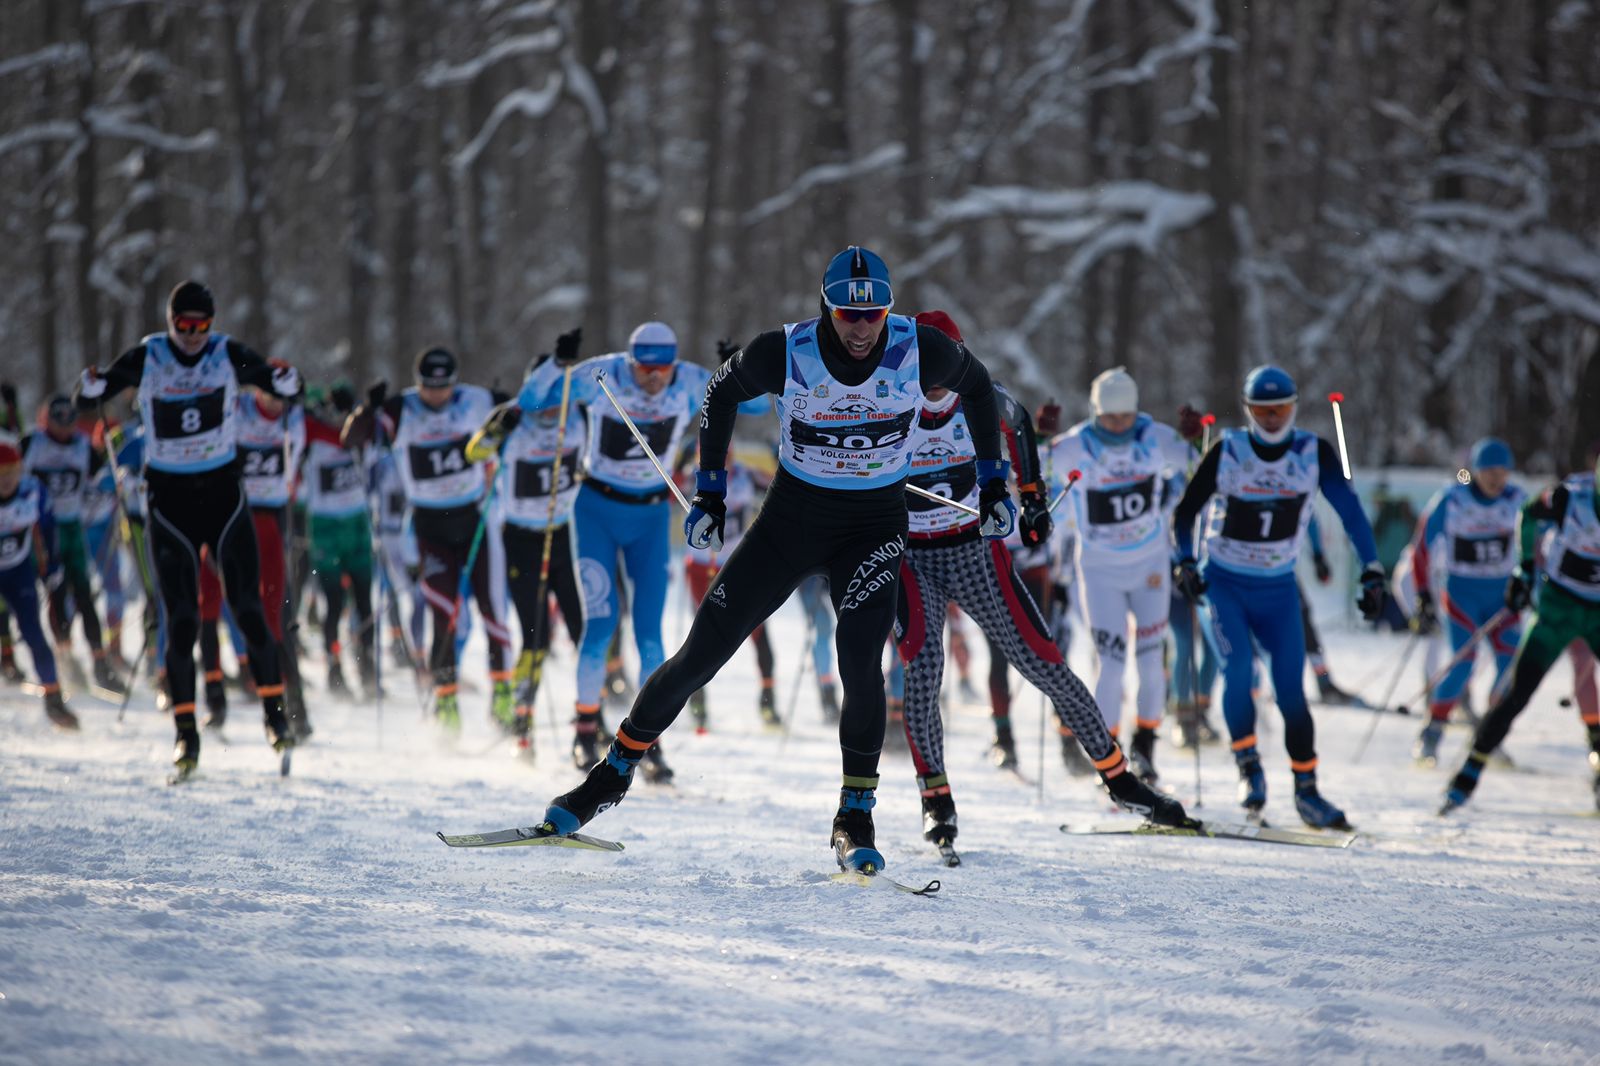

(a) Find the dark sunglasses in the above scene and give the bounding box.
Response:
[827,304,890,325]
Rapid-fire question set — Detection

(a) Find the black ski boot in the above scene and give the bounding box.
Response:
[918,776,959,865]
[571,707,603,771]
[989,728,1019,771]
[93,655,127,696]
[171,719,201,782]
[43,688,80,730]
[1236,748,1267,815]
[327,660,349,696]
[758,685,781,729]
[1293,769,1351,830]
[641,742,674,784]
[263,693,296,754]
[1060,730,1095,776]
[203,675,228,731]
[543,731,645,834]
[1130,726,1160,785]
[1103,762,1194,827]
[831,786,885,873]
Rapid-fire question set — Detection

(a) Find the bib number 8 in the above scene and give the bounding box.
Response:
[181,407,202,434]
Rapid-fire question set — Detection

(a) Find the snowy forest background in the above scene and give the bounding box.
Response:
[2,0,1597,472]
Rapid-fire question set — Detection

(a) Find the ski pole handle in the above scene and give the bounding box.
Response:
[1047,469,1083,513]
[1200,413,1215,456]
[593,369,692,513]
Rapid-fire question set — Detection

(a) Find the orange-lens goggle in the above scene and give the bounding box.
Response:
[173,315,213,335]
[1246,401,1295,419]
[827,304,890,325]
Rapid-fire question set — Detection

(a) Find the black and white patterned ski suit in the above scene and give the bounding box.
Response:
[896,538,1123,788]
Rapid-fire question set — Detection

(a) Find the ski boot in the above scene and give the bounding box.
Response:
[543,729,648,834]
[831,785,885,873]
[989,728,1019,771]
[1292,769,1351,830]
[434,690,461,737]
[1412,720,1444,767]
[1315,672,1359,706]
[327,660,349,696]
[92,655,126,696]
[1129,726,1160,785]
[171,719,201,782]
[818,680,841,725]
[43,687,80,730]
[263,692,296,753]
[1059,730,1095,776]
[757,684,781,729]
[490,679,518,734]
[1103,763,1194,827]
[1235,748,1267,816]
[1439,751,1488,815]
[689,690,709,733]
[572,706,604,771]
[203,676,228,731]
[0,641,23,684]
[641,742,674,784]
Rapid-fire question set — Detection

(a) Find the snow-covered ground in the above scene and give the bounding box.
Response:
[4,574,1598,1066]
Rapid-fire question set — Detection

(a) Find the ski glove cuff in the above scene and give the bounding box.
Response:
[1173,557,1206,602]
[685,469,727,553]
[976,459,1016,540]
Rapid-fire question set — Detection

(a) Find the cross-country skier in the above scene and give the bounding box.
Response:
[23,396,124,696]
[0,440,79,728]
[1051,367,1192,784]
[341,349,510,735]
[539,246,1092,872]
[465,335,588,744]
[894,312,1189,859]
[1442,455,1600,813]
[75,280,300,779]
[302,387,376,699]
[1171,365,1384,828]
[515,322,711,775]
[1409,438,1525,765]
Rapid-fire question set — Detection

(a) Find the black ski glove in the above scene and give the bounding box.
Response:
[554,327,583,366]
[1018,491,1052,547]
[1173,557,1206,602]
[1357,563,1387,622]
[716,338,743,361]
[1505,566,1534,613]
[1412,590,1439,635]
[366,379,388,410]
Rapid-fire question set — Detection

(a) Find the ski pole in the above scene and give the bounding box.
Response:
[1200,413,1215,456]
[1351,628,1423,763]
[593,369,691,513]
[1047,470,1083,514]
[1392,608,1513,717]
[1327,393,1353,480]
[778,603,818,756]
[1186,599,1204,809]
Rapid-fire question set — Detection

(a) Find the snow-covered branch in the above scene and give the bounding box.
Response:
[423,30,563,89]
[450,75,564,174]
[741,143,907,225]
[0,43,89,81]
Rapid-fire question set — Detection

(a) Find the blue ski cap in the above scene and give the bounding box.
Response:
[1241,365,1297,445]
[628,321,678,367]
[1469,437,1513,471]
[821,246,893,309]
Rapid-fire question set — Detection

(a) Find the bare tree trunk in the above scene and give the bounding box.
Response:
[387,0,424,379]
[813,0,852,253]
[1111,0,1151,375]
[1199,0,1242,413]
[1421,0,1470,436]
[127,4,168,329]
[892,0,926,306]
[36,0,62,386]
[686,0,726,361]
[579,0,617,351]
[346,0,380,380]
[225,1,274,348]
[72,0,100,365]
